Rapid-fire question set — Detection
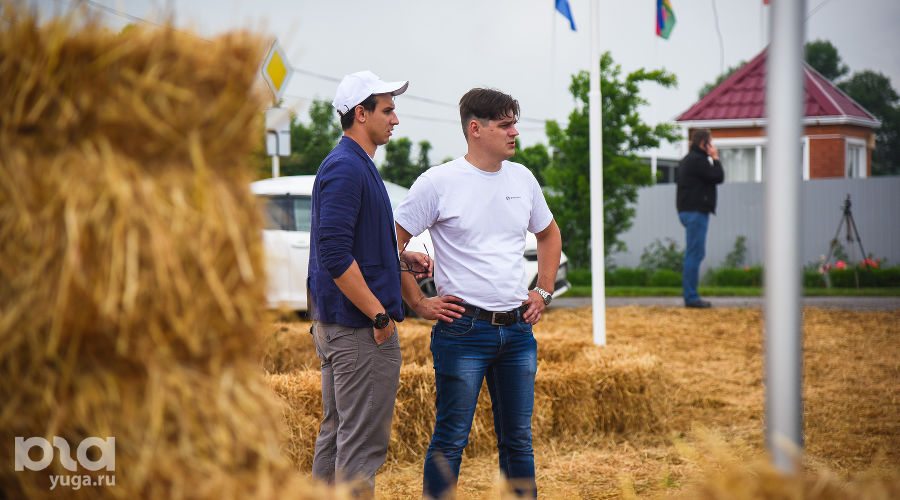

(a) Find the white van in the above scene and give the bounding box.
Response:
[251,175,570,312]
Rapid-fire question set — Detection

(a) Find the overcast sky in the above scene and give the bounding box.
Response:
[34,0,900,164]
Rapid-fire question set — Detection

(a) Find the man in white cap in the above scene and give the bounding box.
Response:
[307,70,428,493]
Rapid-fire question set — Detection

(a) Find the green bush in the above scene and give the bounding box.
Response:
[709,266,763,287]
[723,235,748,269]
[804,270,827,288]
[567,268,592,286]
[607,267,649,286]
[828,267,900,287]
[648,269,682,287]
[639,238,683,273]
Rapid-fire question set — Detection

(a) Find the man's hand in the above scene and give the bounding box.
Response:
[400,250,433,280]
[413,295,465,322]
[374,319,395,344]
[704,142,719,161]
[521,290,547,325]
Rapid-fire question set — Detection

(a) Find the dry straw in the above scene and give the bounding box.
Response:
[670,429,900,500]
[0,5,330,499]
[266,315,668,468]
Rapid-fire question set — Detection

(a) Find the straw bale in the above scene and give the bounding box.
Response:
[267,371,323,469]
[262,318,436,373]
[262,313,603,374]
[263,321,318,373]
[0,6,327,499]
[269,344,667,468]
[534,346,667,437]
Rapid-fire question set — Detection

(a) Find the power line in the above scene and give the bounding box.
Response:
[63,0,549,127]
[710,0,725,75]
[280,93,544,130]
[806,0,836,20]
[290,70,546,124]
[60,0,213,42]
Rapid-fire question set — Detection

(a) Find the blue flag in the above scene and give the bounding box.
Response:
[555,0,576,31]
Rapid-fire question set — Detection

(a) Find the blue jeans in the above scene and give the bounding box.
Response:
[423,312,538,499]
[679,211,710,304]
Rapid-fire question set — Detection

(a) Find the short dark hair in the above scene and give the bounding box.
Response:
[458,88,520,139]
[691,128,712,149]
[339,94,377,130]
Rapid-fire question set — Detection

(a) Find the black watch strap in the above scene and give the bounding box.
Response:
[373,312,390,329]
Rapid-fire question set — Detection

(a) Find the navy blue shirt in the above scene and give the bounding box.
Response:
[307,136,404,327]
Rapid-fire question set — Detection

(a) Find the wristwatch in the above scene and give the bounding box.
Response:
[532,287,552,306]
[373,312,390,329]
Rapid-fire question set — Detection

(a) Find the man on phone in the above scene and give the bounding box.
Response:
[676,128,725,308]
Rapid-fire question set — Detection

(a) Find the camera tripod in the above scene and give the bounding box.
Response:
[822,194,868,287]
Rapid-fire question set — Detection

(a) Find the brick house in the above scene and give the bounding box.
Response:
[675,49,881,182]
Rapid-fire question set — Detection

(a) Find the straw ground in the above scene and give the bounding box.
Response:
[267,305,899,498]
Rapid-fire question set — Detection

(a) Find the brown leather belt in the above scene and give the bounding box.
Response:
[459,304,528,326]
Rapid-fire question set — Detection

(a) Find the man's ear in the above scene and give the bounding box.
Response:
[467,119,480,138]
[354,105,367,124]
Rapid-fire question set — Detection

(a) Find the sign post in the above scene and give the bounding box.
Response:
[261,40,294,178]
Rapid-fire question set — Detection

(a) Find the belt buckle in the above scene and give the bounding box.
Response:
[491,312,505,326]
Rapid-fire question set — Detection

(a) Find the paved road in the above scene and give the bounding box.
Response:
[552,296,900,311]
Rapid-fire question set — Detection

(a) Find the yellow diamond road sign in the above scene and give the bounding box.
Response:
[262,40,293,101]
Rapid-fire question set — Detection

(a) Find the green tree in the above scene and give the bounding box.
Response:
[279,99,342,176]
[545,52,679,268]
[839,70,898,118]
[697,61,745,99]
[804,39,849,81]
[380,138,432,187]
[510,141,551,185]
[839,71,900,175]
[415,140,433,175]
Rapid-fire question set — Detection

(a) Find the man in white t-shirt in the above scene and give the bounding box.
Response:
[394,88,562,499]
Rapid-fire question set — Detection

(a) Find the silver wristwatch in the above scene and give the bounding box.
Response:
[532,286,552,305]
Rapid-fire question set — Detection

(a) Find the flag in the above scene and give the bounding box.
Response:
[656,0,676,39]
[556,0,576,31]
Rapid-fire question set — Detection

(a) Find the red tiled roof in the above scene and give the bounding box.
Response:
[676,49,879,126]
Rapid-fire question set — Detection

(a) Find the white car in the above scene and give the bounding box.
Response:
[251,175,570,312]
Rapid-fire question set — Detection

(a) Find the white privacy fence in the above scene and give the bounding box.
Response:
[610,176,900,273]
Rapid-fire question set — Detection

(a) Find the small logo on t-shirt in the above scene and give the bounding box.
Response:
[506,196,522,200]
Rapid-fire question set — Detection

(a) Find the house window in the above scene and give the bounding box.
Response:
[719,147,761,183]
[845,139,866,178]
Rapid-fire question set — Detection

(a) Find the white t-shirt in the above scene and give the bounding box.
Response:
[394,157,553,311]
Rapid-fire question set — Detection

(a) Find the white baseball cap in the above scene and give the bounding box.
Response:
[332,70,409,115]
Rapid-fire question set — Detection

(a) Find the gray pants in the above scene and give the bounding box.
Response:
[311,321,402,492]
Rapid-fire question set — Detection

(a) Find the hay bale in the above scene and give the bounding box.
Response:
[263,321,318,373]
[0,7,326,499]
[535,347,667,437]
[267,371,323,469]
[262,318,435,373]
[270,346,667,468]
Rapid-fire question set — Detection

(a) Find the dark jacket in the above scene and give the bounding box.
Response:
[307,136,404,327]
[676,145,725,214]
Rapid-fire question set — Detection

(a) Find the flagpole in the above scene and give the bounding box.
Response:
[765,0,805,475]
[589,0,606,346]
